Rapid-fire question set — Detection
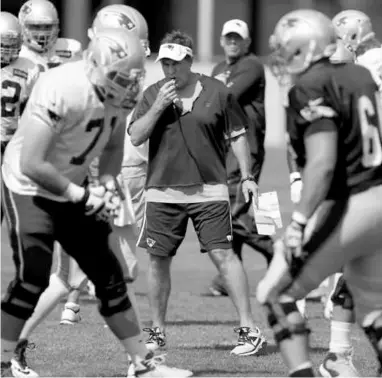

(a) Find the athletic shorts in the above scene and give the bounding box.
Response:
[138,201,233,257]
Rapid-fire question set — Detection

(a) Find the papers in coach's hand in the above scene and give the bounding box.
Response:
[252,191,283,235]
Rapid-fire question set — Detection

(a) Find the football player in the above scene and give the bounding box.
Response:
[18,0,82,71]
[12,5,151,369]
[1,12,40,223]
[1,27,192,378]
[257,9,382,377]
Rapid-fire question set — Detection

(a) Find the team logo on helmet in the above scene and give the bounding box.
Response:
[20,3,32,15]
[100,11,136,31]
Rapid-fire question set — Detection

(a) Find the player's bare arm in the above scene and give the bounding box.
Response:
[20,117,72,197]
[295,124,338,220]
[129,80,177,146]
[230,133,259,204]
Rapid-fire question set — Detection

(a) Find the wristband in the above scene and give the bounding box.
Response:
[291,211,308,226]
[63,183,86,203]
[290,172,302,184]
[241,175,256,184]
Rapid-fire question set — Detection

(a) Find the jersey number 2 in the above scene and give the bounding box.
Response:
[1,80,22,117]
[358,94,382,167]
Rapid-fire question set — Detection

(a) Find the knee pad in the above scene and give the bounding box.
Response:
[362,310,382,375]
[330,276,354,310]
[265,301,311,344]
[1,278,46,320]
[96,279,132,317]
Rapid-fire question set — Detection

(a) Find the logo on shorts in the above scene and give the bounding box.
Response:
[226,235,232,242]
[146,238,156,248]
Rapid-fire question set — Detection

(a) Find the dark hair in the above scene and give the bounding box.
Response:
[356,36,381,56]
[160,30,194,50]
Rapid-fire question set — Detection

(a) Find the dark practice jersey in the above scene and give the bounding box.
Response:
[287,60,382,199]
[212,53,266,182]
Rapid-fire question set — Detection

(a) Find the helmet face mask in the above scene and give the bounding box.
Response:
[18,0,59,53]
[85,28,145,109]
[0,12,23,65]
[332,10,375,53]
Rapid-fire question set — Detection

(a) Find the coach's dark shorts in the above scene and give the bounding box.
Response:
[138,201,233,257]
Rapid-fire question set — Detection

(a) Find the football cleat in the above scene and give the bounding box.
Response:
[319,350,360,377]
[10,339,38,377]
[134,353,193,377]
[143,327,166,351]
[230,326,267,356]
[60,302,81,325]
[1,362,13,377]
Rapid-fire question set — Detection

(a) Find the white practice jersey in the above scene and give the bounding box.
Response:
[20,37,83,73]
[1,57,40,142]
[2,60,125,202]
[356,47,382,91]
[123,108,148,167]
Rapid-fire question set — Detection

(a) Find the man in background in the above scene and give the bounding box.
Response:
[209,19,273,301]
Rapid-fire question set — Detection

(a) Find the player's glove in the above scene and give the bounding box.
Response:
[283,212,307,269]
[290,172,303,204]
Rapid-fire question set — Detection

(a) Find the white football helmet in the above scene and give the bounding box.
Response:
[84,27,145,109]
[18,0,59,53]
[269,9,337,81]
[0,12,23,65]
[89,4,150,57]
[332,10,375,53]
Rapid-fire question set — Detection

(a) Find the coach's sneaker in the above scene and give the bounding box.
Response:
[134,353,193,377]
[10,339,38,377]
[319,351,360,377]
[143,327,166,351]
[1,362,13,377]
[230,326,267,356]
[60,302,81,325]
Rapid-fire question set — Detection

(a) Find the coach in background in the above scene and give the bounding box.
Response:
[129,30,267,357]
[209,20,273,298]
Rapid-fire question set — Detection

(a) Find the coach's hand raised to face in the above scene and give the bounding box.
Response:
[153,80,178,112]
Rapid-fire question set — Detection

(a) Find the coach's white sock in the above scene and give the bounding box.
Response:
[121,334,150,364]
[1,339,17,361]
[329,321,353,354]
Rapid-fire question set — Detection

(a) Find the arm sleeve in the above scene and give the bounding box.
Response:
[24,74,67,133]
[223,92,248,139]
[227,60,264,99]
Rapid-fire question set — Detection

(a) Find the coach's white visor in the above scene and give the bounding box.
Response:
[155,43,193,62]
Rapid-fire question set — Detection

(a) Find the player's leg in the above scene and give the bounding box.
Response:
[59,250,88,325]
[109,224,141,328]
[56,202,192,377]
[1,186,55,377]
[137,201,189,351]
[189,200,266,356]
[319,275,359,377]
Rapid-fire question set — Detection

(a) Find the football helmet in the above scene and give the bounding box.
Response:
[84,27,145,109]
[0,12,23,65]
[332,10,375,52]
[269,9,337,80]
[18,0,59,53]
[89,4,150,57]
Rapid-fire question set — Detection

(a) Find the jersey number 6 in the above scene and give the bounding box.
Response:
[358,94,382,168]
[1,80,22,118]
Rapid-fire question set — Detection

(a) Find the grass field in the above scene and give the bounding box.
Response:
[0,147,378,377]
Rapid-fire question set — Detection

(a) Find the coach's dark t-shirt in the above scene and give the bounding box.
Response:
[212,53,266,181]
[129,75,248,189]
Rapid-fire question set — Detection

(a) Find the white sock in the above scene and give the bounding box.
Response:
[65,302,80,312]
[120,334,150,365]
[289,361,313,376]
[329,321,353,354]
[1,339,17,362]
